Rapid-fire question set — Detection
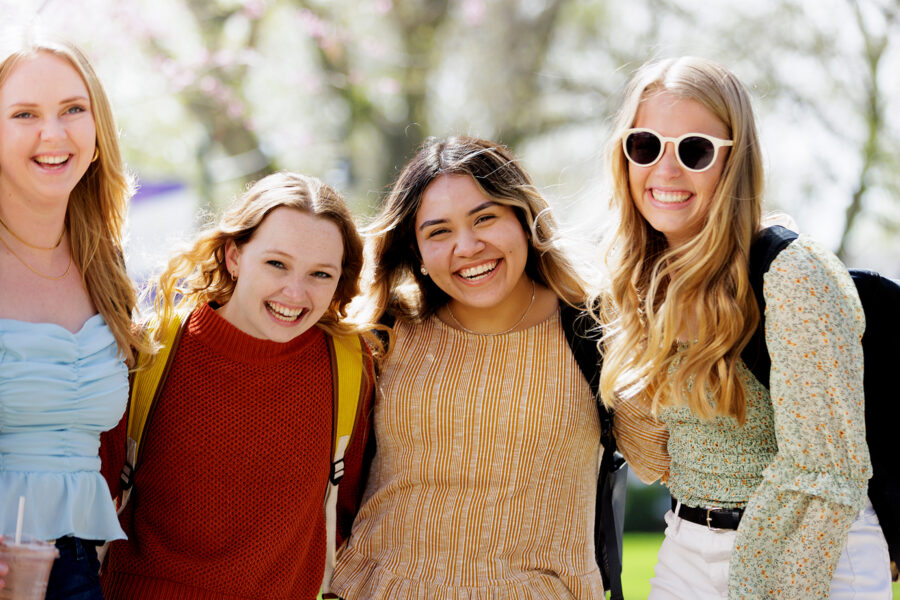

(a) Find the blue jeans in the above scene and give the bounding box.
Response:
[46,537,103,600]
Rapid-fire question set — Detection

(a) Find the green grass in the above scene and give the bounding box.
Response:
[620,532,663,599]
[618,532,899,599]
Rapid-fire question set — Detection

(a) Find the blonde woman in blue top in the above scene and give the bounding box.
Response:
[0,35,149,599]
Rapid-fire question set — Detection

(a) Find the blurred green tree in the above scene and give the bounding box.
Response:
[11,0,898,272]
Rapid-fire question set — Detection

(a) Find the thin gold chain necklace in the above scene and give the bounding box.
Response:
[0,214,65,250]
[0,233,72,280]
[446,280,536,335]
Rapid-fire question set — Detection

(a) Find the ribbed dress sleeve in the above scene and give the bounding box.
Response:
[729,235,871,598]
[613,394,670,484]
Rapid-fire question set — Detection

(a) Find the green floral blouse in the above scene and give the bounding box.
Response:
[658,235,871,599]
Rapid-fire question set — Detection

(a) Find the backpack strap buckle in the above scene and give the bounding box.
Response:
[330,457,345,485]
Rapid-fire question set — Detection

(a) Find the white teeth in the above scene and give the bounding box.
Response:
[459,260,498,280]
[266,302,305,321]
[35,155,69,165]
[651,189,691,204]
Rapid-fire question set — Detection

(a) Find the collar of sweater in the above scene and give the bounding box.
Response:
[188,302,324,363]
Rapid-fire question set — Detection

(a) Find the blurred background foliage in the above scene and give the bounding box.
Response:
[4,0,899,281]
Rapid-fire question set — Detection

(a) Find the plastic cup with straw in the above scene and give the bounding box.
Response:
[0,496,59,600]
[14,497,23,545]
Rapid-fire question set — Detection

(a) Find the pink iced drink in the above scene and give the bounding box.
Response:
[0,540,58,600]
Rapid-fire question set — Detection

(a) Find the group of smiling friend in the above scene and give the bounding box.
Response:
[0,28,893,600]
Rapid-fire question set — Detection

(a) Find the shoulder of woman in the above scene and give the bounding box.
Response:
[767,234,855,288]
[764,234,864,319]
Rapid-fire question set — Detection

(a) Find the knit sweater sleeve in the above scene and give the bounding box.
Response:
[729,235,870,598]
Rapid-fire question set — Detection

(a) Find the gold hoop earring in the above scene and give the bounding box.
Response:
[231,271,237,281]
[91,148,100,163]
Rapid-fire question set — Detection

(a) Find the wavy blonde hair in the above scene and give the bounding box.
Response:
[153,172,377,351]
[360,136,593,324]
[0,36,149,366]
[598,57,763,423]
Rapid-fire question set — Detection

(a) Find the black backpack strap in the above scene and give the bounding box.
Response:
[850,270,900,570]
[748,226,799,292]
[559,304,601,394]
[742,226,799,388]
[559,302,625,600]
[378,312,396,329]
[559,303,612,448]
[373,312,396,357]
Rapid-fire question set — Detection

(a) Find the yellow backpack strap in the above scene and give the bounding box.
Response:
[320,333,364,597]
[331,333,364,470]
[118,312,187,514]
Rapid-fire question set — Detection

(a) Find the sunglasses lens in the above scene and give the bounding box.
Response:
[677,136,716,170]
[625,131,661,165]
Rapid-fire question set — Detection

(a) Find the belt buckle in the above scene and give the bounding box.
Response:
[704,506,723,532]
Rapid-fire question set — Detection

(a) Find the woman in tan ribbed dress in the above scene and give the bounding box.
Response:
[331,136,668,599]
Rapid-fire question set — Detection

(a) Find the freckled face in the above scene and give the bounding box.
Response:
[628,91,730,248]
[0,52,96,208]
[219,207,344,343]
[414,174,531,313]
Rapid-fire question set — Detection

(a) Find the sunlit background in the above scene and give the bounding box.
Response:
[4,2,898,594]
[3,0,898,282]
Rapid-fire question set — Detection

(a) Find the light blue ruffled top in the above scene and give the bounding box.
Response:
[0,314,128,542]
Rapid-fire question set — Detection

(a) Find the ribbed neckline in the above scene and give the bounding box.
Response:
[187,303,323,363]
[430,306,560,338]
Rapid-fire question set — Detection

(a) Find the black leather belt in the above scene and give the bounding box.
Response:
[671,497,744,530]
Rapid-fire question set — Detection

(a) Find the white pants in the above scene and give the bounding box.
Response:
[648,498,892,600]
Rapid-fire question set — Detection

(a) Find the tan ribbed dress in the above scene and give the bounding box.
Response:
[331,311,606,599]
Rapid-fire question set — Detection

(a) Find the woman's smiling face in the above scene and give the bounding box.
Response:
[628,91,731,248]
[0,52,97,208]
[219,206,343,343]
[414,173,531,314]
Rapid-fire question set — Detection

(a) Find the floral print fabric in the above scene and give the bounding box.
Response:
[659,235,871,598]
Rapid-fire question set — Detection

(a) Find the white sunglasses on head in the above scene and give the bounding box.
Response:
[622,128,733,173]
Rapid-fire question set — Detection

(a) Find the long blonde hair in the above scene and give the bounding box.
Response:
[362,136,593,324]
[154,172,376,349]
[598,57,764,423]
[0,37,149,366]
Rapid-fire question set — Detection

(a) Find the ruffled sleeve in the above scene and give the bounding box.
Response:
[729,235,871,598]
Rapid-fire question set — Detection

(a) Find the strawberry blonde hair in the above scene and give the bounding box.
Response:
[153,172,376,347]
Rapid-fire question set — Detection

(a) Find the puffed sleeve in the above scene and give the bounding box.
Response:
[729,235,871,598]
[613,394,670,484]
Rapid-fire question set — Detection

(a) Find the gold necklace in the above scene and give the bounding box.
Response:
[446,280,536,335]
[0,233,72,280]
[0,214,65,250]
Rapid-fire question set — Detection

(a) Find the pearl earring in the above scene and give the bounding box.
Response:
[420,266,428,276]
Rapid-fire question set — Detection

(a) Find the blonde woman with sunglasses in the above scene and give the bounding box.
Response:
[599,56,892,598]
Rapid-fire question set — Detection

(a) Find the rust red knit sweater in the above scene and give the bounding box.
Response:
[100,303,373,600]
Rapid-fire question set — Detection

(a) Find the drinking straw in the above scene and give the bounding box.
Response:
[14,496,24,545]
